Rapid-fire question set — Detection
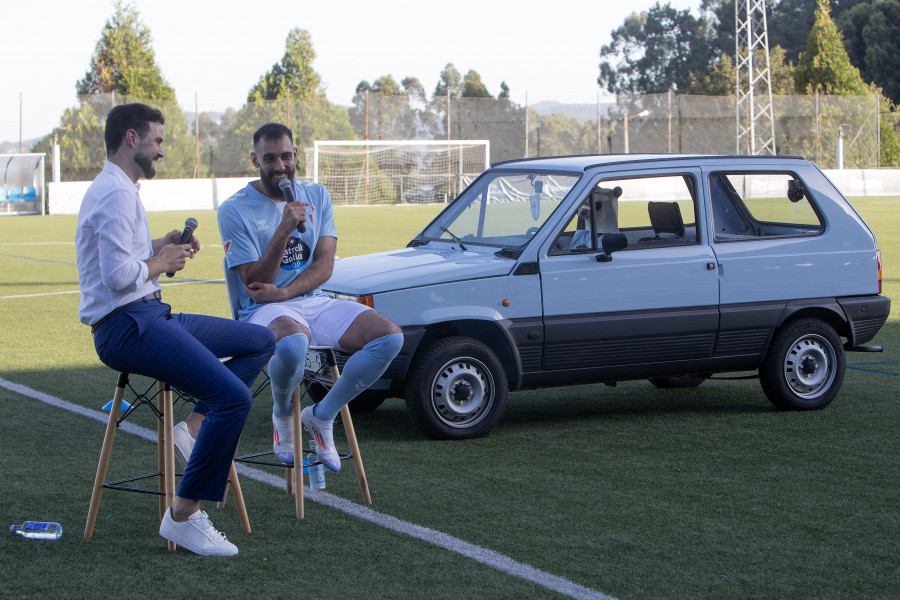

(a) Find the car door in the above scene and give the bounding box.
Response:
[539,168,720,376]
[703,168,853,362]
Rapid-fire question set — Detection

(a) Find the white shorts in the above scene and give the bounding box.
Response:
[248,296,370,349]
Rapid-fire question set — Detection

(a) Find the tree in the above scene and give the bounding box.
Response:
[599,2,715,95]
[76,1,175,100]
[222,27,355,176]
[531,112,597,156]
[356,75,403,96]
[32,101,107,182]
[688,45,797,95]
[462,70,493,98]
[794,0,869,95]
[42,2,194,181]
[768,0,820,63]
[216,98,357,177]
[838,0,900,105]
[701,1,862,66]
[402,77,427,103]
[433,63,463,98]
[350,74,418,139]
[880,118,900,167]
[247,28,323,102]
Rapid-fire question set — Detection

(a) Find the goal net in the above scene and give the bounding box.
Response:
[305,140,490,205]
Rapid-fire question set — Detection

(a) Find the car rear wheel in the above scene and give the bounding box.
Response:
[405,336,508,439]
[759,318,845,410]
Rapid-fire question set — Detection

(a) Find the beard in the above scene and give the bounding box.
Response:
[134,150,158,179]
[260,167,295,198]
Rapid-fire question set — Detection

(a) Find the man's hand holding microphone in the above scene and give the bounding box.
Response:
[148,217,200,280]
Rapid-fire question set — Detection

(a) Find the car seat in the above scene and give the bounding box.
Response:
[648,201,684,239]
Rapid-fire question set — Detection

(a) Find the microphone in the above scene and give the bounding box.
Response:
[278,178,306,233]
[166,217,198,278]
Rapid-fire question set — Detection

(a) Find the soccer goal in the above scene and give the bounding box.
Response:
[306,140,490,205]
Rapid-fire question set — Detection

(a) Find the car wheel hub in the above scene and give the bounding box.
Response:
[430,358,493,427]
[783,335,836,399]
[450,381,473,404]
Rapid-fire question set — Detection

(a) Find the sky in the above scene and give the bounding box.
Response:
[0,0,703,144]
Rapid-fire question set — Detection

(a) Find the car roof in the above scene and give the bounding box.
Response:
[491,153,807,172]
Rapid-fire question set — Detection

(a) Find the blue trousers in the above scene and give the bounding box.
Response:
[92,297,275,502]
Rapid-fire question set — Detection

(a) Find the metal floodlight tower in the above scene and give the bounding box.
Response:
[735,0,777,155]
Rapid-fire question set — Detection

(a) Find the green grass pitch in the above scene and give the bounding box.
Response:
[0,200,897,599]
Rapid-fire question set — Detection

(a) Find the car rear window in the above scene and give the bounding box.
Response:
[708,172,823,242]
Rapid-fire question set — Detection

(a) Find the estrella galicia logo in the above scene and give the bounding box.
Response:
[280,235,310,270]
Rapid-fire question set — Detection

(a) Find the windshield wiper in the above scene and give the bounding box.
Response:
[438,225,468,251]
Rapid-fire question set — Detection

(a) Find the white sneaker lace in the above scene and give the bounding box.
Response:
[191,511,228,542]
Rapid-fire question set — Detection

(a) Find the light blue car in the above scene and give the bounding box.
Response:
[321,154,890,440]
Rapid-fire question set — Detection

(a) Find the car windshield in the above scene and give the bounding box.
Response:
[421,171,581,249]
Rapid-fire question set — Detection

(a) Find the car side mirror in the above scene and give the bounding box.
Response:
[596,233,628,262]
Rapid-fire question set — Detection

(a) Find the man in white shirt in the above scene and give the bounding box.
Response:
[76,103,275,556]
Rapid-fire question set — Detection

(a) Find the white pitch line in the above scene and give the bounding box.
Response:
[0,289,81,300]
[0,242,76,246]
[0,280,225,301]
[0,375,616,600]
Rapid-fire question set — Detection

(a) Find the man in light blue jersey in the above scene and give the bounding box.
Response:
[176,123,402,473]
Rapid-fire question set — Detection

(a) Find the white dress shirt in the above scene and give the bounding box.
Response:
[76,161,161,326]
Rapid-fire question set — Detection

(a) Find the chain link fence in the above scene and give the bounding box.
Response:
[34,91,889,202]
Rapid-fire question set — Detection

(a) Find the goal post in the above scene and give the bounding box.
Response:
[308,140,490,205]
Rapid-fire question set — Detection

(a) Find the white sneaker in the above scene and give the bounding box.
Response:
[173,422,195,470]
[300,405,341,472]
[159,508,238,556]
[272,413,294,465]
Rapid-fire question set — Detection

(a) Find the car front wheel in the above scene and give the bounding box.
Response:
[759,318,845,410]
[405,336,508,439]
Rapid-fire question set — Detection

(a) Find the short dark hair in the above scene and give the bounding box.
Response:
[105,103,165,155]
[253,123,293,147]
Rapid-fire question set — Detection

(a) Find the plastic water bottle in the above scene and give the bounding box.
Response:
[307,440,326,490]
[10,521,63,540]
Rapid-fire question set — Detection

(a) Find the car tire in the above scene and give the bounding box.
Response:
[648,374,711,388]
[759,318,845,410]
[405,336,508,439]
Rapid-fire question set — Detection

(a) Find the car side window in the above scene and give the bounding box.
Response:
[708,172,824,242]
[553,174,699,254]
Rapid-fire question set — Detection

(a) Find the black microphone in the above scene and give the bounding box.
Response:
[166,217,198,278]
[278,178,306,233]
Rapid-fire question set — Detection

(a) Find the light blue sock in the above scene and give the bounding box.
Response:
[313,333,403,421]
[268,333,309,418]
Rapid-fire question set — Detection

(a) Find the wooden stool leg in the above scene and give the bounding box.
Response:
[339,404,371,505]
[85,373,127,538]
[330,364,372,505]
[161,383,176,551]
[291,387,304,519]
[227,462,251,533]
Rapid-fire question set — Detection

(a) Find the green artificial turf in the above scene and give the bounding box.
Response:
[0,199,896,599]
